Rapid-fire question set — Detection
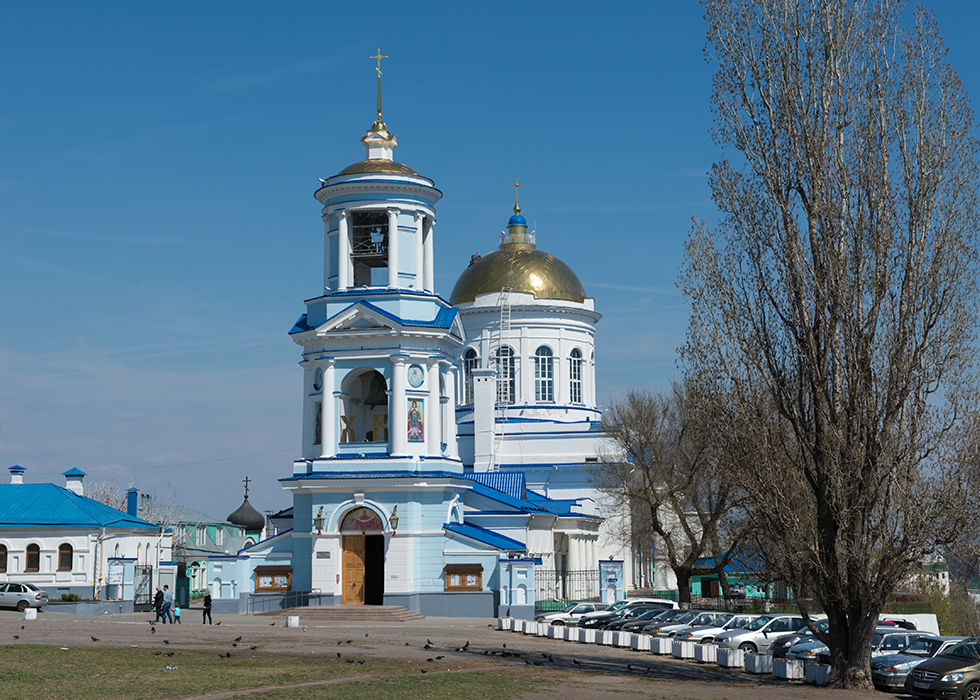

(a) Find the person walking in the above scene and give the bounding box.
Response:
[172,602,182,624]
[153,586,164,623]
[161,584,174,624]
[202,588,212,625]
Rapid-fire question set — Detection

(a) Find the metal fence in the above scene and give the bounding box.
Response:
[535,570,600,612]
[246,589,324,614]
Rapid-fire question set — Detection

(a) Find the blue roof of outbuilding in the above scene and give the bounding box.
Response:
[444,522,526,551]
[524,490,582,516]
[0,484,160,530]
[460,472,525,499]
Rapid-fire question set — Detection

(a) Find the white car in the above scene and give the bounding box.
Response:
[576,597,678,626]
[674,613,760,644]
[715,614,808,653]
[534,602,608,626]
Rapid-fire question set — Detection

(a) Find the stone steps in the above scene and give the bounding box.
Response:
[259,605,425,622]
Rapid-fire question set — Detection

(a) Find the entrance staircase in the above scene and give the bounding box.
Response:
[259,605,425,622]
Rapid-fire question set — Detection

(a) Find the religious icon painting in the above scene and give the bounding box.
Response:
[407,398,424,442]
[314,401,322,444]
[407,364,425,388]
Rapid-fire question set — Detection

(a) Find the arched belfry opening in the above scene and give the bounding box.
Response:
[339,506,386,605]
[351,211,389,286]
[340,369,389,445]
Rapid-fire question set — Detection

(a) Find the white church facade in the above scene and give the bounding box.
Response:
[225,68,645,617]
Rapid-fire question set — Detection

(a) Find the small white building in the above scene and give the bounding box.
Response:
[0,466,173,605]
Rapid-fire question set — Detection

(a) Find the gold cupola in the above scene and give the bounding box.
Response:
[449,198,587,306]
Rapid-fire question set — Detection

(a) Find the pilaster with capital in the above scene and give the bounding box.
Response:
[337,210,350,291]
[387,208,400,288]
[426,361,442,456]
[320,360,336,458]
[423,218,434,292]
[413,211,425,291]
[390,356,408,456]
[441,360,458,459]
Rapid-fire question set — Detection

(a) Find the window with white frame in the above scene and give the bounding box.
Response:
[495,346,515,403]
[569,348,583,404]
[535,346,554,402]
[462,348,479,404]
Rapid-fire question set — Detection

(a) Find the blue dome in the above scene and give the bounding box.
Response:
[508,214,527,226]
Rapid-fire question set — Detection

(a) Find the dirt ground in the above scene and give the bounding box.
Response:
[0,608,917,700]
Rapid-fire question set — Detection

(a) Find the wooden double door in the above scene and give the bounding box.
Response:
[342,534,385,605]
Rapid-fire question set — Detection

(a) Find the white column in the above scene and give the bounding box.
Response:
[391,356,408,456]
[337,210,350,291]
[423,218,434,292]
[320,360,335,458]
[322,213,332,292]
[442,361,458,460]
[387,208,400,288]
[427,361,442,456]
[413,212,425,290]
[568,535,580,572]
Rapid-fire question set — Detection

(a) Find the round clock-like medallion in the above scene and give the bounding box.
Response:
[313,367,323,391]
[407,364,424,388]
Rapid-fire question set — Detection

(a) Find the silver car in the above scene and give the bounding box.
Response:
[715,614,807,653]
[675,613,760,644]
[534,602,607,626]
[0,582,49,611]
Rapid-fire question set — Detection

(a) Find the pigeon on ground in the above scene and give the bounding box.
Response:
[463,641,469,649]
[435,655,444,660]
[250,646,257,650]
[13,636,19,640]
[218,654,227,659]
[427,639,433,645]
[234,636,242,642]
[337,641,343,645]
[358,660,365,665]
[572,659,580,665]
[427,658,433,662]
[269,622,275,626]
[166,652,174,657]
[20,626,24,630]
[91,636,99,642]
[152,651,162,656]
[216,621,222,626]
[524,659,531,665]
[423,644,431,650]
[164,640,170,644]
[233,643,238,647]
[336,652,341,658]
[345,640,352,644]
[151,627,156,634]
[404,642,410,646]
[420,669,428,674]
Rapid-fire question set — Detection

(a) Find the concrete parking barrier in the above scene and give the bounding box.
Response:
[745,653,773,674]
[773,658,805,680]
[672,640,695,659]
[694,644,716,663]
[651,637,673,654]
[631,634,651,651]
[497,617,509,630]
[805,664,830,686]
[717,648,745,668]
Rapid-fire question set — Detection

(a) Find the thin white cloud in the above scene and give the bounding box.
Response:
[209,56,333,92]
[584,281,676,295]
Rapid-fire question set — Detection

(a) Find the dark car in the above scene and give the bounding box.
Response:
[905,638,980,700]
[768,620,829,658]
[872,636,966,691]
[580,603,671,630]
[618,608,684,633]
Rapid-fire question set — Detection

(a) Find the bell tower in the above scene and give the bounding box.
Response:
[289,53,464,476]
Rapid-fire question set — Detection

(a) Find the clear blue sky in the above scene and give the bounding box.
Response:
[2,1,978,519]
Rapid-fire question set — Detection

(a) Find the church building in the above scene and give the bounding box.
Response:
[230,60,637,617]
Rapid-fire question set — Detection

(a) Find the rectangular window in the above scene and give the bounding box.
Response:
[535,353,554,402]
[462,352,479,404]
[495,348,515,403]
[444,564,483,591]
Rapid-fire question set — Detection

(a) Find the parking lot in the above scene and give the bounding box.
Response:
[0,607,907,699]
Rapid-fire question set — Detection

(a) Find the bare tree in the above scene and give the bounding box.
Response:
[85,479,128,512]
[593,381,748,604]
[683,0,980,688]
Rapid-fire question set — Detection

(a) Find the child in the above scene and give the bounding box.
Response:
[173,603,182,624]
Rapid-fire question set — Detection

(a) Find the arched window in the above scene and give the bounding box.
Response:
[26,544,40,572]
[495,346,515,403]
[462,349,479,404]
[569,348,583,404]
[58,543,73,571]
[534,346,554,402]
[0,544,6,573]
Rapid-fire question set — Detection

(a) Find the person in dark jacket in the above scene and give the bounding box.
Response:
[202,588,212,625]
[153,586,164,623]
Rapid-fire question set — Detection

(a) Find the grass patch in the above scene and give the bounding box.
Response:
[0,646,550,700]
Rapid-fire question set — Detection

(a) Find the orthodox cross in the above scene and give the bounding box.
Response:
[511,179,524,213]
[243,476,251,498]
[369,49,389,121]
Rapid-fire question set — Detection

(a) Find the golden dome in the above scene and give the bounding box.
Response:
[336,159,419,176]
[450,248,587,305]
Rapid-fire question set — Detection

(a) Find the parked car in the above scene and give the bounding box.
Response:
[648,610,727,637]
[905,637,980,700]
[616,608,683,633]
[577,598,676,629]
[767,620,829,658]
[871,636,967,691]
[0,582,48,611]
[580,603,672,630]
[675,613,760,644]
[715,614,808,653]
[787,627,936,665]
[604,607,675,631]
[534,602,608,626]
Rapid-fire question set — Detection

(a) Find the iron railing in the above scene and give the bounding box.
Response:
[246,589,324,614]
[535,569,599,612]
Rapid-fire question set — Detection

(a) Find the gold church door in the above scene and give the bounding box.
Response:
[342,536,366,605]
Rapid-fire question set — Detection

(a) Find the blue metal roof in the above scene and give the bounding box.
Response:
[460,472,525,499]
[525,489,581,516]
[290,302,458,336]
[444,522,526,551]
[0,484,160,530]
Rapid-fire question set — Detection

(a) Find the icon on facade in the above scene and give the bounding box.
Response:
[407,364,424,388]
[407,399,424,442]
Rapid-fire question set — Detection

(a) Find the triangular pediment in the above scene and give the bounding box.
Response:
[315,303,398,336]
